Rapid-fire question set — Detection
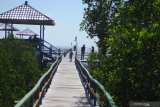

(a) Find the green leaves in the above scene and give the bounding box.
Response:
[81,0,116,53]
[84,0,160,106]
[0,37,42,106]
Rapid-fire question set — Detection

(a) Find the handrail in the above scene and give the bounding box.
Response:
[14,55,62,107]
[42,42,61,59]
[43,45,59,54]
[19,38,60,58]
[43,40,58,50]
[75,57,116,107]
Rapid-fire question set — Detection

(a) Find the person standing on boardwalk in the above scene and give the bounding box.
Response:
[91,46,94,53]
[81,44,85,60]
[69,50,73,62]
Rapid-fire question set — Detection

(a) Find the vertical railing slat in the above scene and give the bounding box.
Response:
[39,84,42,106]
[93,84,97,106]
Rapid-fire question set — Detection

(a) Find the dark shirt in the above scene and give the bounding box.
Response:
[81,46,85,54]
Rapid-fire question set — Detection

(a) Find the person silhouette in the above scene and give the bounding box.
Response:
[91,46,94,53]
[69,50,73,62]
[81,44,85,60]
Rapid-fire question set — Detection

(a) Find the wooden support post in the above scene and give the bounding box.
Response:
[86,77,89,94]
[39,25,43,62]
[45,76,49,92]
[93,85,97,106]
[105,99,110,107]
[5,23,7,38]
[41,25,44,55]
[42,25,44,46]
[39,85,42,105]
[40,25,42,51]
[11,23,13,36]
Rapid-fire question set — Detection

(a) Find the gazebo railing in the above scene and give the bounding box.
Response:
[43,40,58,50]
[75,57,116,107]
[22,38,60,58]
[42,40,61,57]
[43,45,60,57]
[14,55,62,107]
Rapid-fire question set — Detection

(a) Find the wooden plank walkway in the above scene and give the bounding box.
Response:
[40,53,91,107]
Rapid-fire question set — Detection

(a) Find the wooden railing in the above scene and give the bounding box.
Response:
[76,51,89,60]
[42,40,61,59]
[43,40,58,50]
[14,55,62,107]
[75,57,116,107]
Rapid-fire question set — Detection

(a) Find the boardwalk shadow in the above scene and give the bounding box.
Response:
[73,95,92,107]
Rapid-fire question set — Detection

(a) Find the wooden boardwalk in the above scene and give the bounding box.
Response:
[40,53,91,107]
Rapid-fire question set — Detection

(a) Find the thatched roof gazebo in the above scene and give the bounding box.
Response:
[16,28,38,38]
[0,1,54,40]
[0,1,55,25]
[0,1,55,61]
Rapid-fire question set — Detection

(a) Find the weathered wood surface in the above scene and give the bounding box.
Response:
[40,54,91,107]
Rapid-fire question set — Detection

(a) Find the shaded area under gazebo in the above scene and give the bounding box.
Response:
[0,1,59,61]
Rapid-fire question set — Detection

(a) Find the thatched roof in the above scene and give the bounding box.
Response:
[0,1,55,25]
[16,28,38,36]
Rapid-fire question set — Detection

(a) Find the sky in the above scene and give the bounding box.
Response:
[0,0,98,49]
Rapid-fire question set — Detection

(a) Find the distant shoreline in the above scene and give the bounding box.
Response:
[56,46,98,53]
